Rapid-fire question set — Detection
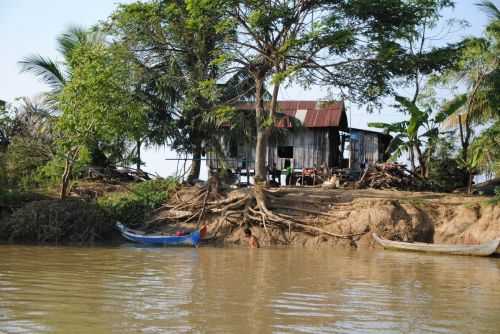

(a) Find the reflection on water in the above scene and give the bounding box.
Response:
[0,245,499,334]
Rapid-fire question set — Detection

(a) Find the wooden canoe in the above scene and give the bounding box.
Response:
[116,222,206,247]
[372,233,500,257]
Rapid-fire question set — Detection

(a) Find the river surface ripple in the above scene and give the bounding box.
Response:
[0,245,499,334]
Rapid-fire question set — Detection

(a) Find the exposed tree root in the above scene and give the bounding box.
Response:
[149,179,368,243]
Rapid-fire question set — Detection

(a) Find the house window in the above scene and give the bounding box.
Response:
[278,146,293,158]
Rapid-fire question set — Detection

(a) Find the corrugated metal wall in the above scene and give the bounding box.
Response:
[349,130,379,170]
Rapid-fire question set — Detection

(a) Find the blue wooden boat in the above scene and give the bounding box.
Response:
[116,222,205,247]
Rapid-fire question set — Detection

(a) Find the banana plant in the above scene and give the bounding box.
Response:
[370,95,440,177]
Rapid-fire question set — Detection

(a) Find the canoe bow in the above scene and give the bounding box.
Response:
[372,233,500,257]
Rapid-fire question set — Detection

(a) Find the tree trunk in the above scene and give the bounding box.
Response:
[424,149,432,179]
[414,142,426,178]
[409,146,416,173]
[254,75,268,182]
[462,141,470,188]
[60,148,79,200]
[459,116,472,188]
[60,159,71,200]
[467,171,474,194]
[60,157,73,200]
[187,141,202,183]
[136,139,142,171]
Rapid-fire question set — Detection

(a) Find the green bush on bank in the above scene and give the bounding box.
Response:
[97,178,177,227]
[0,189,48,207]
[0,199,113,244]
[0,178,178,244]
[0,136,91,192]
[0,189,49,223]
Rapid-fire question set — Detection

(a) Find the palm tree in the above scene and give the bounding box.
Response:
[468,120,500,178]
[19,26,106,198]
[439,1,500,190]
[19,26,103,99]
[477,0,500,21]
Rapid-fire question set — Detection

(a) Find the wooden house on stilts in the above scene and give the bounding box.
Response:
[207,100,392,181]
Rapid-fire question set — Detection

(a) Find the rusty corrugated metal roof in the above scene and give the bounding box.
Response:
[235,100,347,129]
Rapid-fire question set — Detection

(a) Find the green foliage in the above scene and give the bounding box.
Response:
[59,43,149,151]
[0,189,48,209]
[129,178,177,208]
[435,2,500,191]
[468,120,500,176]
[370,89,448,179]
[1,137,51,190]
[35,148,91,188]
[395,96,430,141]
[19,26,105,101]
[0,199,113,244]
[98,178,177,227]
[107,0,231,170]
[426,137,466,191]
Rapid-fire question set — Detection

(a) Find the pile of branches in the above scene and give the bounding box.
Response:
[357,163,422,190]
[149,177,366,242]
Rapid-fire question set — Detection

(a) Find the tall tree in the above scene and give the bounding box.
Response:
[438,1,500,190]
[108,0,231,182]
[384,0,460,175]
[223,0,455,183]
[58,41,150,198]
[18,26,116,167]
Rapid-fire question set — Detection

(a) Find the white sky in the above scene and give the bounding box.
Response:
[0,0,492,178]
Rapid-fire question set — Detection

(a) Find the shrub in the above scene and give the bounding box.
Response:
[98,178,177,227]
[0,199,113,244]
[0,189,49,209]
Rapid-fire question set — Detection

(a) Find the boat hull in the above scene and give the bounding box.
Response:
[116,223,202,247]
[372,233,500,257]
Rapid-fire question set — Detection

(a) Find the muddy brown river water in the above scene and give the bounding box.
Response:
[0,245,499,334]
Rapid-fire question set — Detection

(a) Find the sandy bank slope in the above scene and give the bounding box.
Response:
[204,189,500,249]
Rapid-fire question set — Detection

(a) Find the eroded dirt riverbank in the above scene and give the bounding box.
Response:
[1,183,498,249]
[153,187,500,250]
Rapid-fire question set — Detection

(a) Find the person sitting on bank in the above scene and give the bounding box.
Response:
[244,228,259,248]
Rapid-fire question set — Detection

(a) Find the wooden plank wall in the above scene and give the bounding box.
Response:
[268,128,330,169]
[208,128,345,171]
